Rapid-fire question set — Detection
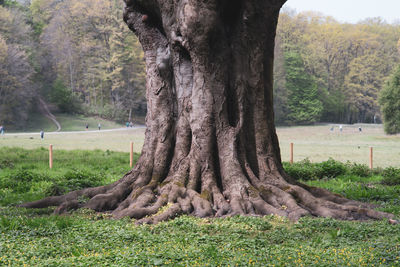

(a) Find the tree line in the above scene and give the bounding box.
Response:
[1,1,400,131]
[0,0,146,128]
[274,9,400,126]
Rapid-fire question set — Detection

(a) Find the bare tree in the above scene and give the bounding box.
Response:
[21,0,396,224]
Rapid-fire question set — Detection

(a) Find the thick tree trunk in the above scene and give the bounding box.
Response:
[20,0,396,224]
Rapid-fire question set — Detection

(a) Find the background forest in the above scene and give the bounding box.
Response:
[1,0,400,129]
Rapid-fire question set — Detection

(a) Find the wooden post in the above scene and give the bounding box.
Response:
[130,141,134,168]
[369,146,373,170]
[49,144,53,169]
[290,143,294,164]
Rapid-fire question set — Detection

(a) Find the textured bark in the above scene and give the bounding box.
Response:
[20,0,396,224]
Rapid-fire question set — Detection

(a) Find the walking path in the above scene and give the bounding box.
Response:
[38,98,61,132]
[2,126,146,136]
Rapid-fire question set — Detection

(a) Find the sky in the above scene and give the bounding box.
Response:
[283,0,400,24]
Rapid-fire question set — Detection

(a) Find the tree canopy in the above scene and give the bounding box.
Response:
[379,65,400,134]
[274,10,400,124]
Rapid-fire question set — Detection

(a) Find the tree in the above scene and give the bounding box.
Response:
[21,0,395,224]
[0,6,35,128]
[344,53,387,123]
[379,65,400,134]
[284,50,322,124]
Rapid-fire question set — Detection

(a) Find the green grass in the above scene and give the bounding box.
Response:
[55,113,124,131]
[8,113,124,132]
[0,148,400,266]
[21,113,58,132]
[0,147,137,206]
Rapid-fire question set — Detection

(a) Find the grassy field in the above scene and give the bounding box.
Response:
[18,113,125,132]
[0,128,146,154]
[0,148,399,266]
[278,124,400,168]
[1,123,399,167]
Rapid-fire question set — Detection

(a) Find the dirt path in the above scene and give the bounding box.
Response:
[38,98,61,132]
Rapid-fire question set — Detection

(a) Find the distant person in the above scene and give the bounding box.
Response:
[40,130,44,140]
[330,126,334,132]
[98,123,101,131]
[85,123,89,131]
[359,127,362,132]
[339,125,343,132]
[0,125,4,135]
[129,121,133,128]
[126,122,129,128]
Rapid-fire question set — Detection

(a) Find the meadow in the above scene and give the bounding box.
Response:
[1,123,399,167]
[0,145,399,266]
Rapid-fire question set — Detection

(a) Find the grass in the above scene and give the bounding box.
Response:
[8,113,125,132]
[0,128,145,153]
[55,113,124,131]
[0,148,400,266]
[0,147,136,206]
[1,123,399,167]
[277,124,400,168]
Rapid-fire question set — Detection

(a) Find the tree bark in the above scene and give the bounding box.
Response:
[20,0,396,224]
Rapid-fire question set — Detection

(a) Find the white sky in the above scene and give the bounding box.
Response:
[283,0,400,24]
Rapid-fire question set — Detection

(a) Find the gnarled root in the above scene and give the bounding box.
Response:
[18,163,397,225]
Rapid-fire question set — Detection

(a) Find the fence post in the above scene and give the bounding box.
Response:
[290,143,294,164]
[130,141,134,168]
[49,144,53,169]
[369,146,373,170]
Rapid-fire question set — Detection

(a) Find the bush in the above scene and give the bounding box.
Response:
[284,158,347,181]
[381,167,400,186]
[283,159,317,180]
[61,169,103,191]
[0,169,49,193]
[346,162,372,177]
[315,159,347,178]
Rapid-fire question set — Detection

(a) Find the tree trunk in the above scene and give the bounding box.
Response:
[20,0,396,224]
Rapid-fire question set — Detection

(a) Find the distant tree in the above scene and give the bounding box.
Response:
[273,34,288,124]
[284,51,322,124]
[36,0,146,120]
[0,6,35,128]
[379,65,400,134]
[344,53,387,123]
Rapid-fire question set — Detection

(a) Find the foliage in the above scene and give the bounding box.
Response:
[381,167,400,186]
[283,158,376,181]
[274,11,400,124]
[0,147,136,205]
[50,78,82,113]
[284,50,323,124]
[346,162,372,177]
[0,6,35,128]
[379,65,400,134]
[32,0,146,121]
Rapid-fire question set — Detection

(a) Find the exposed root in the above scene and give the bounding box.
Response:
[18,166,397,226]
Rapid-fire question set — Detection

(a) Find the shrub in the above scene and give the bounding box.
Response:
[283,159,317,181]
[60,169,102,192]
[346,162,372,177]
[0,169,48,193]
[44,183,66,196]
[381,167,400,186]
[284,158,347,181]
[0,159,14,169]
[316,158,347,178]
